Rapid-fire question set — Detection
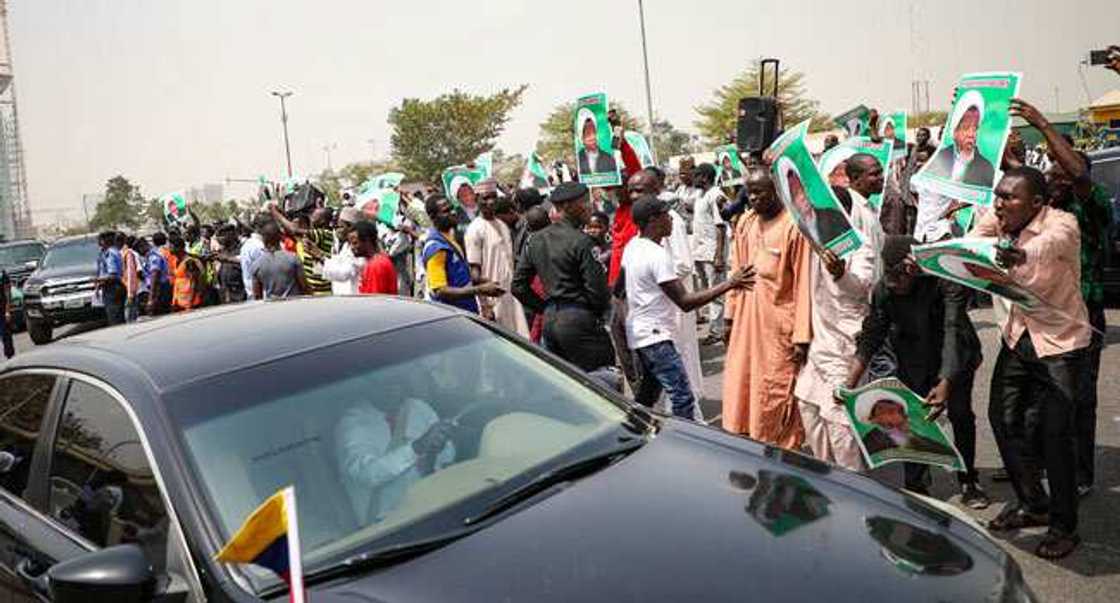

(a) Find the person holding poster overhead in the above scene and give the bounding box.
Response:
[721,166,813,450]
[969,166,1089,560]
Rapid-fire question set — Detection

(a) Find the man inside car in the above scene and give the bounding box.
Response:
[335,396,456,523]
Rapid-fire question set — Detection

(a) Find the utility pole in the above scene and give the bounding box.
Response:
[271,90,294,177]
[636,0,657,161]
[322,142,337,172]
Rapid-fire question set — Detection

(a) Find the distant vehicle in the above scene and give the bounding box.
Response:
[20,234,101,345]
[1090,147,1120,306]
[0,239,46,331]
[0,297,1035,602]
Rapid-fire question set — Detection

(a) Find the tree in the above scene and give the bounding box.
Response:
[389,86,527,183]
[910,111,949,128]
[694,60,829,144]
[536,102,643,167]
[651,118,699,162]
[90,176,144,231]
[491,149,526,186]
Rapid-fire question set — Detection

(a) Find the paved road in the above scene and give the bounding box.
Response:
[9,309,1120,601]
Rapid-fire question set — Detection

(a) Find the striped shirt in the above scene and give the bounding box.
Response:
[299,228,335,295]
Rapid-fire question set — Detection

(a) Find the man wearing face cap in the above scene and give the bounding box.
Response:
[513,182,616,374]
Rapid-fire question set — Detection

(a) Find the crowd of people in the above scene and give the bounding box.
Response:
[49,71,1114,563]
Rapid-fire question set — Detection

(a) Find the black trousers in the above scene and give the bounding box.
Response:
[542,306,616,373]
[903,369,978,489]
[989,335,1084,534]
[1075,302,1105,488]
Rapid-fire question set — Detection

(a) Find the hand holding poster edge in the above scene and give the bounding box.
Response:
[767,119,864,259]
[910,72,1023,208]
[835,377,965,472]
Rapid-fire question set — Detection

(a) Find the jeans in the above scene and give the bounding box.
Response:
[124,299,139,323]
[989,336,1083,534]
[542,306,616,373]
[634,340,696,419]
[695,261,725,337]
[1075,302,1105,488]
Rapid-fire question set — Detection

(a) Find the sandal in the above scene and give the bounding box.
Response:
[988,506,1048,532]
[1036,531,1080,560]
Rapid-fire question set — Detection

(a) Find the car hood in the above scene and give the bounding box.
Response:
[27,263,96,285]
[312,420,1011,602]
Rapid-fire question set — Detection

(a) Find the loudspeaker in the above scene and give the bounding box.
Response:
[737,97,779,153]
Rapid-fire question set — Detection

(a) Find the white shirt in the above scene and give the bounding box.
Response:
[690,186,726,262]
[334,399,454,523]
[321,242,366,295]
[622,237,679,349]
[239,234,265,296]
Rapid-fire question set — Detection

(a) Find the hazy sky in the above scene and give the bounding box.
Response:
[11,0,1120,222]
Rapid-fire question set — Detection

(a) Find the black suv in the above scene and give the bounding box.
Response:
[21,234,102,345]
[0,239,46,331]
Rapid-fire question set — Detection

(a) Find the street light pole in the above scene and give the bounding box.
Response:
[637,0,657,162]
[322,142,337,172]
[271,91,294,177]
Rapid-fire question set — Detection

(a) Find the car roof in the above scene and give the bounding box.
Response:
[5,296,462,392]
[49,234,99,246]
[0,239,44,248]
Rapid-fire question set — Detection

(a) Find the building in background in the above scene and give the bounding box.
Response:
[0,0,30,241]
[1088,90,1120,148]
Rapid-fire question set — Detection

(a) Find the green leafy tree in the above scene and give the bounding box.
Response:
[90,176,144,231]
[389,86,527,183]
[491,149,527,186]
[694,60,829,144]
[651,118,698,163]
[909,111,949,128]
[536,102,643,167]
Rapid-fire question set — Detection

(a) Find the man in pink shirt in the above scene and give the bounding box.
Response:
[970,166,1089,560]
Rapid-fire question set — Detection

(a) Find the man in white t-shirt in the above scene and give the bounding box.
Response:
[689,163,728,341]
[620,195,755,419]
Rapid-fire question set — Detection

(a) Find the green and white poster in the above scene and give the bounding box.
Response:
[837,378,964,471]
[574,92,622,187]
[880,111,908,160]
[715,144,745,186]
[910,72,1022,207]
[624,131,656,169]
[911,236,1041,309]
[357,187,401,227]
[816,136,892,211]
[769,120,863,258]
[519,151,551,190]
[361,172,404,193]
[161,191,189,225]
[441,151,493,209]
[834,105,871,137]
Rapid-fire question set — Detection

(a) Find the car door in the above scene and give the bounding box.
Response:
[0,372,75,603]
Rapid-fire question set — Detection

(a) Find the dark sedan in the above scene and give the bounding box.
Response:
[0,297,1034,602]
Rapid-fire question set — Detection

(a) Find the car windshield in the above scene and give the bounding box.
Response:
[164,316,636,593]
[41,239,99,269]
[0,243,45,267]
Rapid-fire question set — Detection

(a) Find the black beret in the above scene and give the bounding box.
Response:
[548,181,589,204]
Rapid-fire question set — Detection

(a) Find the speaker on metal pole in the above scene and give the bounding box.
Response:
[736,58,781,153]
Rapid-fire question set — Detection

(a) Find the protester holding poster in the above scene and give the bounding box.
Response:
[715,144,744,186]
[162,191,190,225]
[769,121,863,258]
[879,111,907,159]
[818,137,891,212]
[519,152,551,190]
[967,166,1088,560]
[911,72,1021,207]
[845,235,987,506]
[574,93,621,187]
[836,378,964,471]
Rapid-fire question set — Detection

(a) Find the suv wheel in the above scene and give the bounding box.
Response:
[27,317,53,345]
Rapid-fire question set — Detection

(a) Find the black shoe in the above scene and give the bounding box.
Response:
[1036,529,1080,560]
[961,483,991,510]
[988,504,1048,532]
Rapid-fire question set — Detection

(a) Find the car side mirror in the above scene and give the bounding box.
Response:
[48,544,156,603]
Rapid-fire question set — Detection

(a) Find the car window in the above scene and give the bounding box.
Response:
[48,380,170,571]
[41,240,99,269]
[166,317,629,591]
[0,243,45,266]
[0,374,56,499]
